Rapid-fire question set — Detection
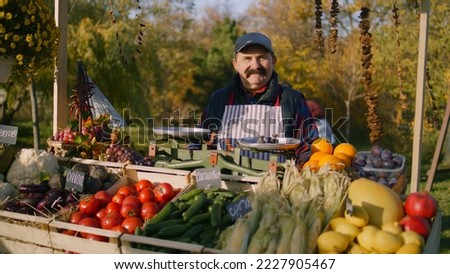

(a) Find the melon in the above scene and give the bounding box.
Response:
[347,178,405,227]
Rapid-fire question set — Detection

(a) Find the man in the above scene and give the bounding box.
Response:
[201,32,317,164]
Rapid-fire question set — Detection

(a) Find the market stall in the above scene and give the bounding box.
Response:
[0,0,443,254]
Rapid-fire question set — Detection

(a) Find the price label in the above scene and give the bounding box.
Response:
[65,170,85,193]
[226,196,252,220]
[0,125,18,145]
[194,167,221,189]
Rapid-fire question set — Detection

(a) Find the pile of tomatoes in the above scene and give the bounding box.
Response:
[65,179,180,241]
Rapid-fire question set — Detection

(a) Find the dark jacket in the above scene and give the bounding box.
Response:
[201,72,318,163]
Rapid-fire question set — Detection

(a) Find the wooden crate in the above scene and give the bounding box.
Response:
[0,210,53,254]
[423,210,442,254]
[120,233,205,254]
[120,174,259,254]
[48,220,122,254]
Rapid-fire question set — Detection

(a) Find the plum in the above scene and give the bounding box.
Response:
[371,145,383,157]
[372,156,383,168]
[365,155,374,166]
[354,155,367,167]
[388,177,398,186]
[383,159,395,169]
[378,177,388,186]
[392,155,403,167]
[381,149,393,161]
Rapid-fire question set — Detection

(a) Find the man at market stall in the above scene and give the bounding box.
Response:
[201,32,318,165]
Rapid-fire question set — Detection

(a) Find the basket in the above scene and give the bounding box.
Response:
[353,151,407,195]
[47,137,78,157]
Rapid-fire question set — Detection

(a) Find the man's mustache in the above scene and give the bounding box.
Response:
[246,68,266,77]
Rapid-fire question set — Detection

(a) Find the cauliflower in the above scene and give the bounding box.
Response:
[0,181,16,203]
[6,149,60,186]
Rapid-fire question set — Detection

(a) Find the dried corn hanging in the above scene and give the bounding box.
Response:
[359,7,383,143]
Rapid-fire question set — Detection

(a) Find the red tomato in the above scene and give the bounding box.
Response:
[112,193,126,205]
[106,201,122,214]
[70,211,88,224]
[62,229,77,236]
[95,208,108,221]
[138,188,156,204]
[117,185,136,197]
[135,179,154,192]
[120,203,140,218]
[84,233,108,242]
[78,195,100,216]
[122,216,143,234]
[94,190,112,206]
[154,182,174,203]
[141,202,160,221]
[111,225,129,234]
[101,212,124,230]
[78,217,100,238]
[122,195,141,207]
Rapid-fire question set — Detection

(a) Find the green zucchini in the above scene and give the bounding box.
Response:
[210,200,223,227]
[182,193,207,222]
[178,188,203,202]
[144,219,184,236]
[157,223,192,238]
[145,201,176,225]
[188,212,211,224]
[180,223,204,239]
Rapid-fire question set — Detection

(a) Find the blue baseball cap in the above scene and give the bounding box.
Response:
[234,32,274,54]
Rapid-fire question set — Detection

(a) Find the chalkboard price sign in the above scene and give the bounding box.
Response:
[65,170,85,193]
[226,196,252,220]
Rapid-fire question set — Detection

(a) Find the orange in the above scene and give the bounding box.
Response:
[311,138,334,155]
[302,159,319,172]
[333,143,357,160]
[310,151,330,162]
[318,154,345,171]
[334,152,352,168]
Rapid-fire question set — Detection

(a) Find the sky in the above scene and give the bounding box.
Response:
[194,0,252,16]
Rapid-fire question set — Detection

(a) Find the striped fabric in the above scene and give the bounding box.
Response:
[220,105,284,140]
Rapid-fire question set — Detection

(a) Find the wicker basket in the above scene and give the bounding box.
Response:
[46,137,78,157]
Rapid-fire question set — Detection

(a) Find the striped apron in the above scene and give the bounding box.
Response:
[218,90,285,161]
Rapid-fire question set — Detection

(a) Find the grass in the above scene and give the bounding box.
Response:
[10,122,450,253]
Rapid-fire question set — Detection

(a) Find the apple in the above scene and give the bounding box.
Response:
[399,215,431,239]
[404,191,438,219]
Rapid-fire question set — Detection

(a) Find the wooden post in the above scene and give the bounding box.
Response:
[53,0,68,135]
[425,96,450,192]
[410,0,430,193]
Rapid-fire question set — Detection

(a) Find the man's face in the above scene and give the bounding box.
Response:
[233,44,276,91]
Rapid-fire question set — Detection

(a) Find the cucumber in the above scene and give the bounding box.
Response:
[182,193,207,222]
[145,201,176,225]
[210,200,223,227]
[188,212,211,224]
[157,223,192,238]
[230,192,248,203]
[178,188,203,202]
[169,210,183,219]
[180,223,203,239]
[144,219,184,236]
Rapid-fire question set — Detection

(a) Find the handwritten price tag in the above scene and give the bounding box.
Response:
[65,170,85,193]
[226,196,252,220]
